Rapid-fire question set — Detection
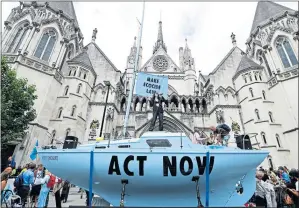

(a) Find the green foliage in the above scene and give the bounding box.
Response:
[1,57,37,149]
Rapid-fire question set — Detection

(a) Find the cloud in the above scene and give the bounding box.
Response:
[2,2,298,75]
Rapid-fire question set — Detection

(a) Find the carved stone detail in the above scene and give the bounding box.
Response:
[106,107,114,120]
[216,108,225,124]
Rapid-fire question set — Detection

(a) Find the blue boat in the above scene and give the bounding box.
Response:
[37,131,269,207]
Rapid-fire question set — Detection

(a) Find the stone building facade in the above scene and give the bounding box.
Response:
[2,1,298,169]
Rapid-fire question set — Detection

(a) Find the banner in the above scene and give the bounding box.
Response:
[135,72,168,98]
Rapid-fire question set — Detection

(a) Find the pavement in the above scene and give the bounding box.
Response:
[48,187,86,207]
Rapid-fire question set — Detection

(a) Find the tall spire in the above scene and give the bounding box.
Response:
[157,21,163,42]
[153,21,167,54]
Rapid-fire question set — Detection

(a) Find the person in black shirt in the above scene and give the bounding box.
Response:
[149,93,166,131]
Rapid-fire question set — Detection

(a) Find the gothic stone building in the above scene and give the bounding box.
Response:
[2,1,298,169]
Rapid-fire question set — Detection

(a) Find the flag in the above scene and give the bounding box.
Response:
[30,139,38,160]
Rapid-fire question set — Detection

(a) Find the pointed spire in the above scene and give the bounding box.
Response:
[153,21,167,54]
[250,1,295,34]
[231,32,236,47]
[185,38,189,49]
[157,21,163,43]
[92,28,97,42]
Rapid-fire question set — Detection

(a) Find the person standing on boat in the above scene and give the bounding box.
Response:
[149,93,166,131]
[209,124,231,146]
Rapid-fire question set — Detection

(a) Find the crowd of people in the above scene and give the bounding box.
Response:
[246,166,299,207]
[1,161,71,207]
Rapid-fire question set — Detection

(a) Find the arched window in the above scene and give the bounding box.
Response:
[71,105,76,117]
[50,130,56,144]
[249,88,254,97]
[66,128,70,137]
[7,22,29,53]
[262,90,266,100]
[57,107,63,118]
[84,73,87,79]
[255,109,260,120]
[34,29,57,61]
[254,74,258,81]
[73,70,76,76]
[268,111,274,123]
[259,74,262,81]
[244,77,247,83]
[275,134,281,148]
[79,70,82,78]
[249,74,252,81]
[261,132,267,144]
[68,70,72,76]
[64,86,69,96]
[275,37,298,68]
[77,84,82,94]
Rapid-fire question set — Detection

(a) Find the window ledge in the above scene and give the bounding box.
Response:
[78,115,86,122]
[260,145,276,148]
[263,100,274,103]
[248,97,262,102]
[244,119,254,125]
[254,120,269,124]
[277,148,290,152]
[270,123,282,126]
[63,116,77,120]
[57,96,69,98]
[69,92,83,98]
[50,119,63,122]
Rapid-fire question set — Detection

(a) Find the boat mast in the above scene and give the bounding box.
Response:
[123,1,145,137]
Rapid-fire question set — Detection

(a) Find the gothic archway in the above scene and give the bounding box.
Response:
[137,116,191,138]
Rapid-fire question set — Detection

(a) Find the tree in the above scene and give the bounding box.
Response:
[1,57,37,149]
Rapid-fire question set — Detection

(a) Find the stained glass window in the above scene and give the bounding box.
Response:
[276,37,298,68]
[13,27,29,53]
[34,29,57,62]
[7,28,22,53]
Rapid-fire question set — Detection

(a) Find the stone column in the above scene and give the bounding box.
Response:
[23,24,39,55]
[54,40,67,68]
[20,25,33,54]
[263,45,278,74]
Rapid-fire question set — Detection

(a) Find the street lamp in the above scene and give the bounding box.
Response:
[99,81,111,138]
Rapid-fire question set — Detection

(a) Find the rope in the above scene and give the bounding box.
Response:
[224,173,247,206]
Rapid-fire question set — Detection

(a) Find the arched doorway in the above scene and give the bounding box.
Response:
[137,116,191,138]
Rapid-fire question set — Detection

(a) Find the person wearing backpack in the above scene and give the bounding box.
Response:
[209,123,231,146]
[37,171,54,208]
[18,163,36,207]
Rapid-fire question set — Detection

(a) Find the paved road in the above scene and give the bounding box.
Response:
[48,187,86,207]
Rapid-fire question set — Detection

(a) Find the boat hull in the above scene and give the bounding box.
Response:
[38,149,267,207]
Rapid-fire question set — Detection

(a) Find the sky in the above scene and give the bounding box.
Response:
[1,2,298,75]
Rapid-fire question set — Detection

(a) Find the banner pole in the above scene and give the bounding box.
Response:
[123,1,145,137]
[89,150,94,207]
[205,151,210,207]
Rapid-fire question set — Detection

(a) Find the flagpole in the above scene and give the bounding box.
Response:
[123,1,145,137]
